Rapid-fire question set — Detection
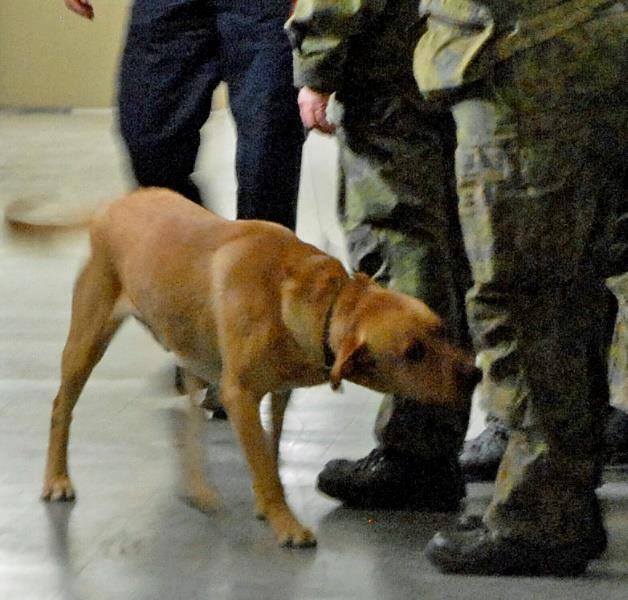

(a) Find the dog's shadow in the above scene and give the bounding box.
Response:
[43,501,85,599]
[44,501,75,563]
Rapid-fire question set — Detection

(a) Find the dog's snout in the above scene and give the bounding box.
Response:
[457,363,482,396]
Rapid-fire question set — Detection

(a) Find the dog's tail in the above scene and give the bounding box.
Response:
[3,196,104,235]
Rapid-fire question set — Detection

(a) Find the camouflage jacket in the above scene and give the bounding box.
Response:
[415,0,619,93]
[286,0,425,100]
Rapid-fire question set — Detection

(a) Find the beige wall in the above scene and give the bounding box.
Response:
[0,0,227,109]
[0,1,131,108]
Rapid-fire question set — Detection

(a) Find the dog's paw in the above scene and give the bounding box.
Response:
[182,482,221,513]
[268,513,317,548]
[277,525,317,549]
[41,476,76,502]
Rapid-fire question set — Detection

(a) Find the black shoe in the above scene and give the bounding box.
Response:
[459,419,509,482]
[209,405,228,420]
[425,523,592,576]
[316,448,464,512]
[604,407,628,466]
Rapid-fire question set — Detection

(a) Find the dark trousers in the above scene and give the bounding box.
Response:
[118,0,304,230]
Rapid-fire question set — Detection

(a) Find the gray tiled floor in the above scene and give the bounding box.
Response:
[1,109,627,599]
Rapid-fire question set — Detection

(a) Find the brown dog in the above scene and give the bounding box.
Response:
[42,188,478,547]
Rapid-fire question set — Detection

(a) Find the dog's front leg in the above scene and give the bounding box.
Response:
[182,373,220,512]
[222,383,316,548]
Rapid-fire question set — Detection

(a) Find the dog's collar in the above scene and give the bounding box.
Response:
[321,275,354,371]
[322,276,353,370]
[322,301,335,370]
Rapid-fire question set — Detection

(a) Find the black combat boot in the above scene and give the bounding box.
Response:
[459,417,509,482]
[426,493,606,575]
[316,448,465,511]
[425,524,591,576]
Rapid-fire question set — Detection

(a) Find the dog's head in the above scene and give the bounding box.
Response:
[329,277,480,407]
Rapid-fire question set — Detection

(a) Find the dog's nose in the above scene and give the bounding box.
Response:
[459,365,482,393]
[469,366,482,387]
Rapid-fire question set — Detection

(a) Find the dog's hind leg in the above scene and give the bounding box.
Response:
[222,382,315,547]
[42,258,124,501]
[181,372,220,512]
[269,390,291,464]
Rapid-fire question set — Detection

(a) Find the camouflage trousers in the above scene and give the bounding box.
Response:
[334,93,472,460]
[449,10,627,543]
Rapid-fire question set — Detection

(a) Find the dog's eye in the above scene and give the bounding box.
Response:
[404,340,425,362]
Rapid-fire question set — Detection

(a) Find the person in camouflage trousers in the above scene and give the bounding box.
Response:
[415,0,628,575]
[287,0,475,511]
[461,192,628,480]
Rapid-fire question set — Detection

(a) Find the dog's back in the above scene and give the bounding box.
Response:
[88,188,345,384]
[91,187,293,270]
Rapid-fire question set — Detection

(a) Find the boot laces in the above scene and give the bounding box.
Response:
[354,448,387,472]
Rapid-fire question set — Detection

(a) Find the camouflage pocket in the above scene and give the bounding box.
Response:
[414,13,494,95]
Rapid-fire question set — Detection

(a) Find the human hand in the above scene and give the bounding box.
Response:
[298,87,336,134]
[64,0,95,20]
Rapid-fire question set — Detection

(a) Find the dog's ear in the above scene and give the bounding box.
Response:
[329,338,372,391]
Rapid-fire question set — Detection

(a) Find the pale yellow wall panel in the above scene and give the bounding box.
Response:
[0,0,131,108]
